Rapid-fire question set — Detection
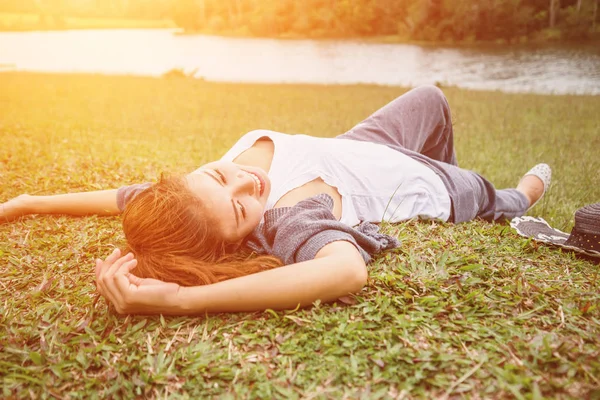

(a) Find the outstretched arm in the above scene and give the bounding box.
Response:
[95,241,368,315]
[1,189,120,223]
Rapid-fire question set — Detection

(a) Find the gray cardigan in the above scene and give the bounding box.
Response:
[244,194,400,263]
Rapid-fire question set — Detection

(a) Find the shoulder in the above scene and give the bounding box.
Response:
[220,130,290,162]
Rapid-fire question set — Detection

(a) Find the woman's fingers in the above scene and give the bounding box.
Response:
[105,252,134,279]
[95,248,121,280]
[95,248,121,293]
[102,257,137,306]
[126,272,147,287]
[113,273,182,315]
[130,276,168,287]
[104,248,122,267]
[107,267,138,313]
[94,259,104,292]
[94,249,182,315]
[109,263,155,314]
[95,248,136,306]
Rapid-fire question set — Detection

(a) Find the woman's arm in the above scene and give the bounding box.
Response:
[95,241,368,315]
[1,189,120,223]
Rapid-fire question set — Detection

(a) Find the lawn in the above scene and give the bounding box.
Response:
[0,72,599,398]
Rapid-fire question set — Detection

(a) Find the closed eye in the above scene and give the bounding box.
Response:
[215,169,227,184]
[238,202,246,219]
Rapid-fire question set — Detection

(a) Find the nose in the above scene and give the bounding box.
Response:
[232,170,254,196]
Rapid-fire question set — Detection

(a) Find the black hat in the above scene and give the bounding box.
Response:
[510,202,600,258]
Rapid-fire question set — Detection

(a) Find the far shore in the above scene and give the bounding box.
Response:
[174,29,600,49]
[2,12,599,48]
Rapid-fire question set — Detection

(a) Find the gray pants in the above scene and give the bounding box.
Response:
[337,85,529,223]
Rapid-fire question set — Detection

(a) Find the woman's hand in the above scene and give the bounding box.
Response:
[1,194,33,223]
[95,249,183,315]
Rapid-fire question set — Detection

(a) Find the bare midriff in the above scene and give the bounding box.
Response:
[232,137,343,219]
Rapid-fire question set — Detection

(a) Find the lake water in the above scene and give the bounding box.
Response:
[1,29,599,95]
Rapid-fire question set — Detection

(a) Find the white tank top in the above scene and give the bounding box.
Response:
[218,130,451,226]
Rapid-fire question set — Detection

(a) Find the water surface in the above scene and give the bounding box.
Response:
[0,29,598,95]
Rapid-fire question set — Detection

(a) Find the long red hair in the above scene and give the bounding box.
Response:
[121,175,282,286]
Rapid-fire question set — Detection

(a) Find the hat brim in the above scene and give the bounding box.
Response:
[510,216,600,258]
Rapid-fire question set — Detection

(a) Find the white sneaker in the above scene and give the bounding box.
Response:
[520,163,552,211]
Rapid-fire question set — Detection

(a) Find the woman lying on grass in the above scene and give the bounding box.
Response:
[1,86,550,315]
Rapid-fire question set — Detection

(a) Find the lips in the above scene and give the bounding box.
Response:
[247,170,265,196]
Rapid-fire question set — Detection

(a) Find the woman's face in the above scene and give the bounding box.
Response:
[185,161,271,243]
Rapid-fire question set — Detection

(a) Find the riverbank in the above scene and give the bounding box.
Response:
[174,26,600,47]
[0,12,174,31]
[1,72,599,398]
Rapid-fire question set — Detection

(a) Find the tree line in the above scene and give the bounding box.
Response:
[2,0,598,43]
[173,0,599,42]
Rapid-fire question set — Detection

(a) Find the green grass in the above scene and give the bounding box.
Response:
[0,72,599,398]
[0,12,175,31]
